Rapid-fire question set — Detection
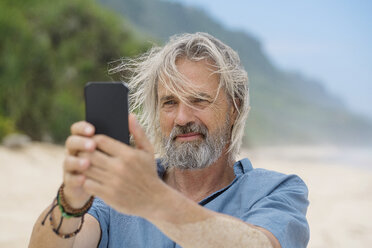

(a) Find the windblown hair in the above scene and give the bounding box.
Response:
[110,32,250,160]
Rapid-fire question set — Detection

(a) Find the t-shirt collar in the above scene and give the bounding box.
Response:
[233,158,253,176]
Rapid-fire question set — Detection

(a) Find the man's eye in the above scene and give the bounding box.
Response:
[191,98,208,104]
[163,100,176,105]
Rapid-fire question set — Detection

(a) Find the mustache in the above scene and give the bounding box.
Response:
[169,122,208,140]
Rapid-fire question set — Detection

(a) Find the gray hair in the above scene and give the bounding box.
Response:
[110,32,250,160]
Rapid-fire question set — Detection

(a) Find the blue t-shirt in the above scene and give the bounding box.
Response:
[88,158,310,248]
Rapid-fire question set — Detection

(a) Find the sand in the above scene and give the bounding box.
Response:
[0,142,371,247]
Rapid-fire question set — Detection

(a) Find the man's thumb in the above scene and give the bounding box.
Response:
[128,114,153,153]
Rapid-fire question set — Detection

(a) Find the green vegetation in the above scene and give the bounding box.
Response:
[0,0,148,142]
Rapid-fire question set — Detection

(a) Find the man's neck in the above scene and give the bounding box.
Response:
[163,152,236,203]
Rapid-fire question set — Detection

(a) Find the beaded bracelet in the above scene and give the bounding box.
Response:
[58,183,94,218]
[41,184,94,239]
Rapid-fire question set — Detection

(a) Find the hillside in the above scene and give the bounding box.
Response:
[98,0,372,146]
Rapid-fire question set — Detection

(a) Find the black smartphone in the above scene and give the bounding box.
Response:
[84,82,129,144]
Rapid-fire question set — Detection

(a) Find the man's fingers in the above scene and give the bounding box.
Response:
[83,178,104,197]
[64,155,90,173]
[128,114,154,154]
[92,135,127,157]
[64,173,86,188]
[78,151,111,183]
[91,114,153,156]
[78,150,110,171]
[84,166,110,185]
[70,121,95,136]
[66,135,96,155]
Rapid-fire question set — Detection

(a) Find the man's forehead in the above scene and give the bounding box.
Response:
[158,91,213,102]
[157,82,218,99]
[156,57,222,100]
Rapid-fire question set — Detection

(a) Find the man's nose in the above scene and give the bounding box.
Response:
[174,102,195,126]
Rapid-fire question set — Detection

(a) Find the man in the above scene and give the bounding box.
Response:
[30,32,309,248]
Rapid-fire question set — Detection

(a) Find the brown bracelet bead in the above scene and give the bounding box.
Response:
[58,183,94,215]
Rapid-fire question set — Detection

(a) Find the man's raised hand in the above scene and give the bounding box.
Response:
[63,121,96,208]
[80,114,166,217]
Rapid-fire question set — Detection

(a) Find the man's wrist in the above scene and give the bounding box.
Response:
[140,180,174,221]
[58,183,94,217]
[63,184,92,209]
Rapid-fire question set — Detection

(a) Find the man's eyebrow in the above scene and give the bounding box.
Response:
[159,95,175,102]
[159,92,213,103]
[196,92,213,100]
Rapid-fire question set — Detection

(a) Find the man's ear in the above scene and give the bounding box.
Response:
[230,98,241,122]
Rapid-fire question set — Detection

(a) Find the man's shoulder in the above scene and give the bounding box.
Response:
[237,158,308,195]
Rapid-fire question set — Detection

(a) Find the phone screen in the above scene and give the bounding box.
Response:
[84,82,129,144]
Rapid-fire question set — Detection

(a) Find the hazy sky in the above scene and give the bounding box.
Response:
[176,0,372,120]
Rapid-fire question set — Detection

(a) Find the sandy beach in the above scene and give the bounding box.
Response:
[1,143,371,247]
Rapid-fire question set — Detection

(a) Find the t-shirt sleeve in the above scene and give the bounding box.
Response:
[242,174,310,248]
[87,197,110,248]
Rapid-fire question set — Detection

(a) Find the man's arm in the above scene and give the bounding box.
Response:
[29,205,100,248]
[146,182,280,248]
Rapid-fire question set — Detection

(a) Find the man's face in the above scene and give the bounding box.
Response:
[157,58,236,169]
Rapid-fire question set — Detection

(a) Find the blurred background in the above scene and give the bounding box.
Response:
[0,0,371,247]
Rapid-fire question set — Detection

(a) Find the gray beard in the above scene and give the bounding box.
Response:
[161,120,230,170]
